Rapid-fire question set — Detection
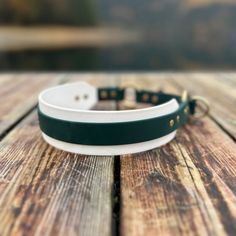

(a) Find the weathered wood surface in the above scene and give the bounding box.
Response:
[171,73,236,140]
[0,74,116,236]
[0,74,66,137]
[0,73,235,236]
[118,74,236,236]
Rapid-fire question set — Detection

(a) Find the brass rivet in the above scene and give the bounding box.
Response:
[184,107,189,114]
[75,95,80,101]
[84,94,89,100]
[176,115,180,122]
[100,90,108,99]
[151,95,159,104]
[169,119,175,127]
[110,90,117,98]
[142,94,149,102]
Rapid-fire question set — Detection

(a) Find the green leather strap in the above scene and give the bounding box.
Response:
[38,88,196,146]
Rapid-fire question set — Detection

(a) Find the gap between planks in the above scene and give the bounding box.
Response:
[0,75,235,234]
[0,74,120,236]
[117,74,236,236]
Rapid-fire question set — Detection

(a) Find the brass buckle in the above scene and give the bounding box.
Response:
[182,90,210,119]
[120,82,140,109]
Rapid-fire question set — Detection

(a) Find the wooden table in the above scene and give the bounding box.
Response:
[0,73,235,236]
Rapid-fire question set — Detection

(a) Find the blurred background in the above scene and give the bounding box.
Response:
[0,0,236,71]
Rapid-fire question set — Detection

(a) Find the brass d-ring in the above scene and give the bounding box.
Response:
[192,96,210,119]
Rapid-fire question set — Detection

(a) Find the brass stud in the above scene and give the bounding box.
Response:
[169,119,175,127]
[151,95,159,104]
[142,94,149,102]
[176,115,180,122]
[100,90,108,99]
[110,90,117,98]
[184,107,189,114]
[84,94,89,100]
[75,95,80,101]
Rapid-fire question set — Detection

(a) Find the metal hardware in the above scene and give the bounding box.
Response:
[100,90,108,99]
[110,90,117,98]
[191,96,210,119]
[181,90,209,119]
[151,95,159,104]
[176,115,180,122]
[184,107,189,114]
[182,90,188,101]
[142,94,149,102]
[120,82,140,109]
[169,119,175,127]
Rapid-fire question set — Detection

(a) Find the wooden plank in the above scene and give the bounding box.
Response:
[1,73,236,236]
[119,74,236,236]
[170,73,236,139]
[0,26,139,51]
[0,73,66,137]
[0,75,117,236]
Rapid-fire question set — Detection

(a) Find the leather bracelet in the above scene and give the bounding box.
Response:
[38,82,208,155]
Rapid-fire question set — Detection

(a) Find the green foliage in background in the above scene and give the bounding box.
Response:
[0,0,97,25]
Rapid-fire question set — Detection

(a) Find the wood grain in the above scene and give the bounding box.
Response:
[118,74,236,236]
[170,73,236,139]
[0,75,117,236]
[0,73,236,236]
[0,113,114,236]
[0,73,66,137]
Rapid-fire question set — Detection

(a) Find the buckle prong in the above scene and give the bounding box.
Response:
[182,90,188,101]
